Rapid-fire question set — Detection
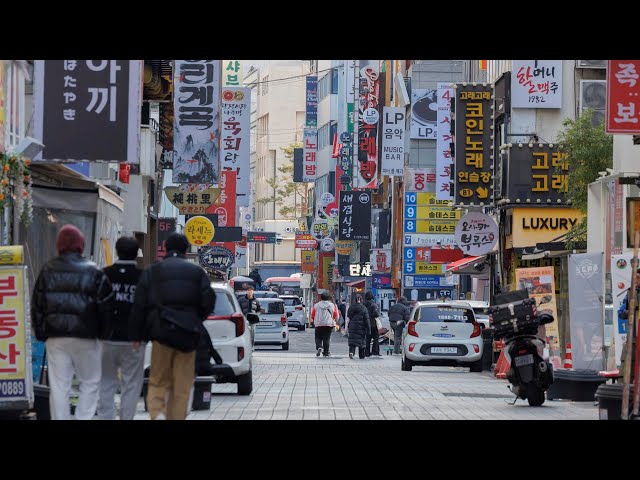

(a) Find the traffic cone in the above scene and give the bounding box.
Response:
[494,349,510,379]
[563,343,573,369]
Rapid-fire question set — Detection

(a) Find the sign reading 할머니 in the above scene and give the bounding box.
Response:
[511,60,562,109]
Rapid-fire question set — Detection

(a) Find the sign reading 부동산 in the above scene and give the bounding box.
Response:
[454,84,493,206]
[173,60,221,184]
[34,60,141,163]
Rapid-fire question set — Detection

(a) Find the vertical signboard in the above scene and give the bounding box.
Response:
[436,83,454,200]
[293,147,303,183]
[306,75,318,127]
[339,191,371,241]
[515,267,561,368]
[511,60,562,108]
[606,60,640,134]
[568,253,604,371]
[381,106,405,176]
[302,128,317,182]
[371,249,392,273]
[0,61,5,153]
[454,84,494,205]
[411,88,437,139]
[220,87,251,207]
[206,170,236,227]
[356,60,380,190]
[612,253,634,367]
[34,60,141,163]
[301,250,316,273]
[222,60,242,86]
[157,218,177,260]
[172,60,221,184]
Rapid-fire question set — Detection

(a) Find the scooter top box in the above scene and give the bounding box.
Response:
[490,289,538,338]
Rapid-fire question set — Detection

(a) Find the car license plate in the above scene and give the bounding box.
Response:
[257,321,274,327]
[431,346,457,354]
[514,354,534,367]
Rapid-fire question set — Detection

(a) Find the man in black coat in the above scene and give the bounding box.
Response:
[347,295,369,359]
[239,285,261,316]
[248,268,263,289]
[364,291,381,357]
[130,233,215,420]
[32,224,113,420]
[388,296,411,355]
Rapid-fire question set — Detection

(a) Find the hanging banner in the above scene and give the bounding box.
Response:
[306,76,318,127]
[371,249,392,273]
[454,212,498,256]
[454,84,494,205]
[206,170,236,227]
[436,83,454,200]
[156,218,177,260]
[381,106,405,176]
[34,60,142,163]
[164,185,221,215]
[568,253,604,371]
[231,235,247,268]
[222,60,242,86]
[339,191,371,241]
[303,128,317,182]
[515,267,561,368]
[411,88,437,139]
[611,253,634,367]
[356,59,380,190]
[199,245,234,271]
[512,60,562,109]
[220,87,251,207]
[606,60,640,134]
[172,60,220,183]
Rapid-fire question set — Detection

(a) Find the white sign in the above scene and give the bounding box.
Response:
[370,249,392,273]
[403,234,456,247]
[404,168,436,192]
[375,289,396,318]
[363,107,379,125]
[511,60,563,109]
[220,87,251,207]
[311,218,330,240]
[411,89,437,139]
[436,83,454,200]
[381,106,405,176]
[303,128,317,182]
[611,254,633,368]
[454,212,498,256]
[320,192,335,207]
[320,237,335,252]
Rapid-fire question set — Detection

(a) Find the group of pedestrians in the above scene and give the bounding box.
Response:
[32,225,215,420]
[310,291,412,359]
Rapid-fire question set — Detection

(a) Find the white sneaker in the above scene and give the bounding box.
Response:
[316,348,323,357]
[153,413,166,420]
[349,352,354,359]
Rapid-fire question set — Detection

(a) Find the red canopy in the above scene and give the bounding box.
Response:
[445,256,483,273]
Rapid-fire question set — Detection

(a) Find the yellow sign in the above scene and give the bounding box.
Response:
[414,192,451,206]
[0,246,23,265]
[0,267,27,389]
[336,241,355,255]
[185,216,215,246]
[406,219,458,234]
[301,250,316,273]
[409,206,460,220]
[511,208,584,248]
[415,263,445,274]
[164,186,221,215]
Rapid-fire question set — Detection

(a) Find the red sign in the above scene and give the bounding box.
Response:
[606,60,640,134]
[430,248,465,264]
[295,233,317,249]
[206,170,236,227]
[119,163,131,184]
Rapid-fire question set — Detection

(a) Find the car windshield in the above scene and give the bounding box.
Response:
[415,306,475,323]
[212,292,237,316]
[261,300,285,315]
[473,307,489,316]
[282,298,299,306]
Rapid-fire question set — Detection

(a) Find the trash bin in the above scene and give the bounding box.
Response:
[546,369,607,401]
[191,377,214,411]
[481,328,494,371]
[595,383,631,420]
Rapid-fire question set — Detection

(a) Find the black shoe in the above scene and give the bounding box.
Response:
[324,353,331,357]
[316,348,323,357]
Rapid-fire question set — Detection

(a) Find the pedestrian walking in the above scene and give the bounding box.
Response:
[364,291,381,357]
[130,233,215,420]
[239,285,261,315]
[388,296,411,354]
[310,292,339,357]
[347,295,369,359]
[248,268,263,289]
[96,236,144,420]
[32,224,114,420]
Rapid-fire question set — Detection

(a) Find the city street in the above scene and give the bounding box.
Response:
[134,327,598,420]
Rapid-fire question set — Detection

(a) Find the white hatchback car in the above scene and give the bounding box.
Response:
[144,281,259,395]
[401,300,483,372]
[280,295,306,331]
[253,298,290,350]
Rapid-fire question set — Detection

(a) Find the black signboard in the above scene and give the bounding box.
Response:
[454,84,494,205]
[198,246,234,271]
[247,231,277,243]
[157,217,176,260]
[35,60,140,162]
[211,226,242,242]
[184,214,219,226]
[506,144,569,204]
[293,148,304,183]
[338,191,371,241]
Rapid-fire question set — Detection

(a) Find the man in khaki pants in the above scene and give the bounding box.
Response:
[131,233,215,420]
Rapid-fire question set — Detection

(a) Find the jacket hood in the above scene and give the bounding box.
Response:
[317,300,334,310]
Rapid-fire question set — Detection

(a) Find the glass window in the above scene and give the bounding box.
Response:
[331,68,338,94]
[416,306,475,323]
[262,300,284,314]
[212,292,237,316]
[282,298,299,306]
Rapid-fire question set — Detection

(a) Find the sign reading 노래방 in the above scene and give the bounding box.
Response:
[306,76,318,127]
[454,84,494,206]
[411,88,437,140]
[505,143,569,204]
[198,245,234,271]
[164,185,221,215]
[515,267,561,368]
[606,60,640,134]
[511,60,563,109]
[303,128,317,182]
[34,60,142,163]
[436,82,454,200]
[510,208,584,249]
[454,212,498,256]
[339,191,371,241]
[381,106,405,176]
[220,87,251,207]
[356,60,380,190]
[172,60,220,184]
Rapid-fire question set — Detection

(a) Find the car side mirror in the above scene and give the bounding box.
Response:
[246,313,260,324]
[286,312,293,317]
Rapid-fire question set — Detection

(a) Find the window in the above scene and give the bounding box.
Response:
[318,73,330,101]
[415,306,475,323]
[211,292,237,316]
[262,300,285,315]
[331,68,339,94]
[262,75,269,95]
[4,61,26,148]
[317,122,330,151]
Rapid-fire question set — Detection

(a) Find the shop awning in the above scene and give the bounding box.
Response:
[445,256,484,274]
[346,279,366,287]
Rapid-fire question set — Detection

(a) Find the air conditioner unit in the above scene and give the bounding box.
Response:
[577,60,607,69]
[579,80,607,126]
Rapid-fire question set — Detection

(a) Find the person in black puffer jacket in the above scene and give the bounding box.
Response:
[388,296,411,354]
[364,291,381,357]
[130,233,215,420]
[347,295,369,359]
[238,285,261,316]
[32,224,114,420]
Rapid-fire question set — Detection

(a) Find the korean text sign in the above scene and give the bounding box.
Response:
[339,191,371,241]
[511,60,562,109]
[454,212,498,256]
[356,60,380,189]
[454,84,494,205]
[164,185,221,215]
[34,60,141,163]
[220,87,251,207]
[206,170,236,228]
[436,83,454,200]
[172,60,221,184]
[222,60,243,87]
[0,267,29,402]
[303,128,317,182]
[381,106,405,176]
[606,60,640,134]
[156,218,177,260]
[306,76,318,127]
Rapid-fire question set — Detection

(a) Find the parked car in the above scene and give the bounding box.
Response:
[253,298,290,350]
[144,281,260,395]
[280,295,306,330]
[466,300,490,329]
[236,290,278,302]
[401,300,483,372]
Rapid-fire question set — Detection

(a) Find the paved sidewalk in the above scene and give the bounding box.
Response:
[134,350,598,420]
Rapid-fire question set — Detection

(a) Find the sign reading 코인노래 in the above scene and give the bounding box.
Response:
[185,216,215,246]
[511,60,562,109]
[454,212,498,256]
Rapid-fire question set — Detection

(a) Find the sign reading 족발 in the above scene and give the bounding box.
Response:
[454,212,498,256]
[607,60,640,134]
[454,84,494,206]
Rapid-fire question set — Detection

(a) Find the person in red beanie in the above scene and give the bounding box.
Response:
[32,224,114,420]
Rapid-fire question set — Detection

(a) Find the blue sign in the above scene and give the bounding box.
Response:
[404,275,444,289]
[404,220,417,232]
[372,274,391,289]
[340,131,352,143]
[405,191,418,206]
[404,206,417,219]
[306,76,318,127]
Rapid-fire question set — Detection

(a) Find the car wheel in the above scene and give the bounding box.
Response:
[282,340,289,351]
[299,324,306,331]
[401,356,413,371]
[237,370,253,396]
[469,359,483,373]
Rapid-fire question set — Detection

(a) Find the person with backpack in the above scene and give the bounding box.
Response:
[310,292,339,357]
